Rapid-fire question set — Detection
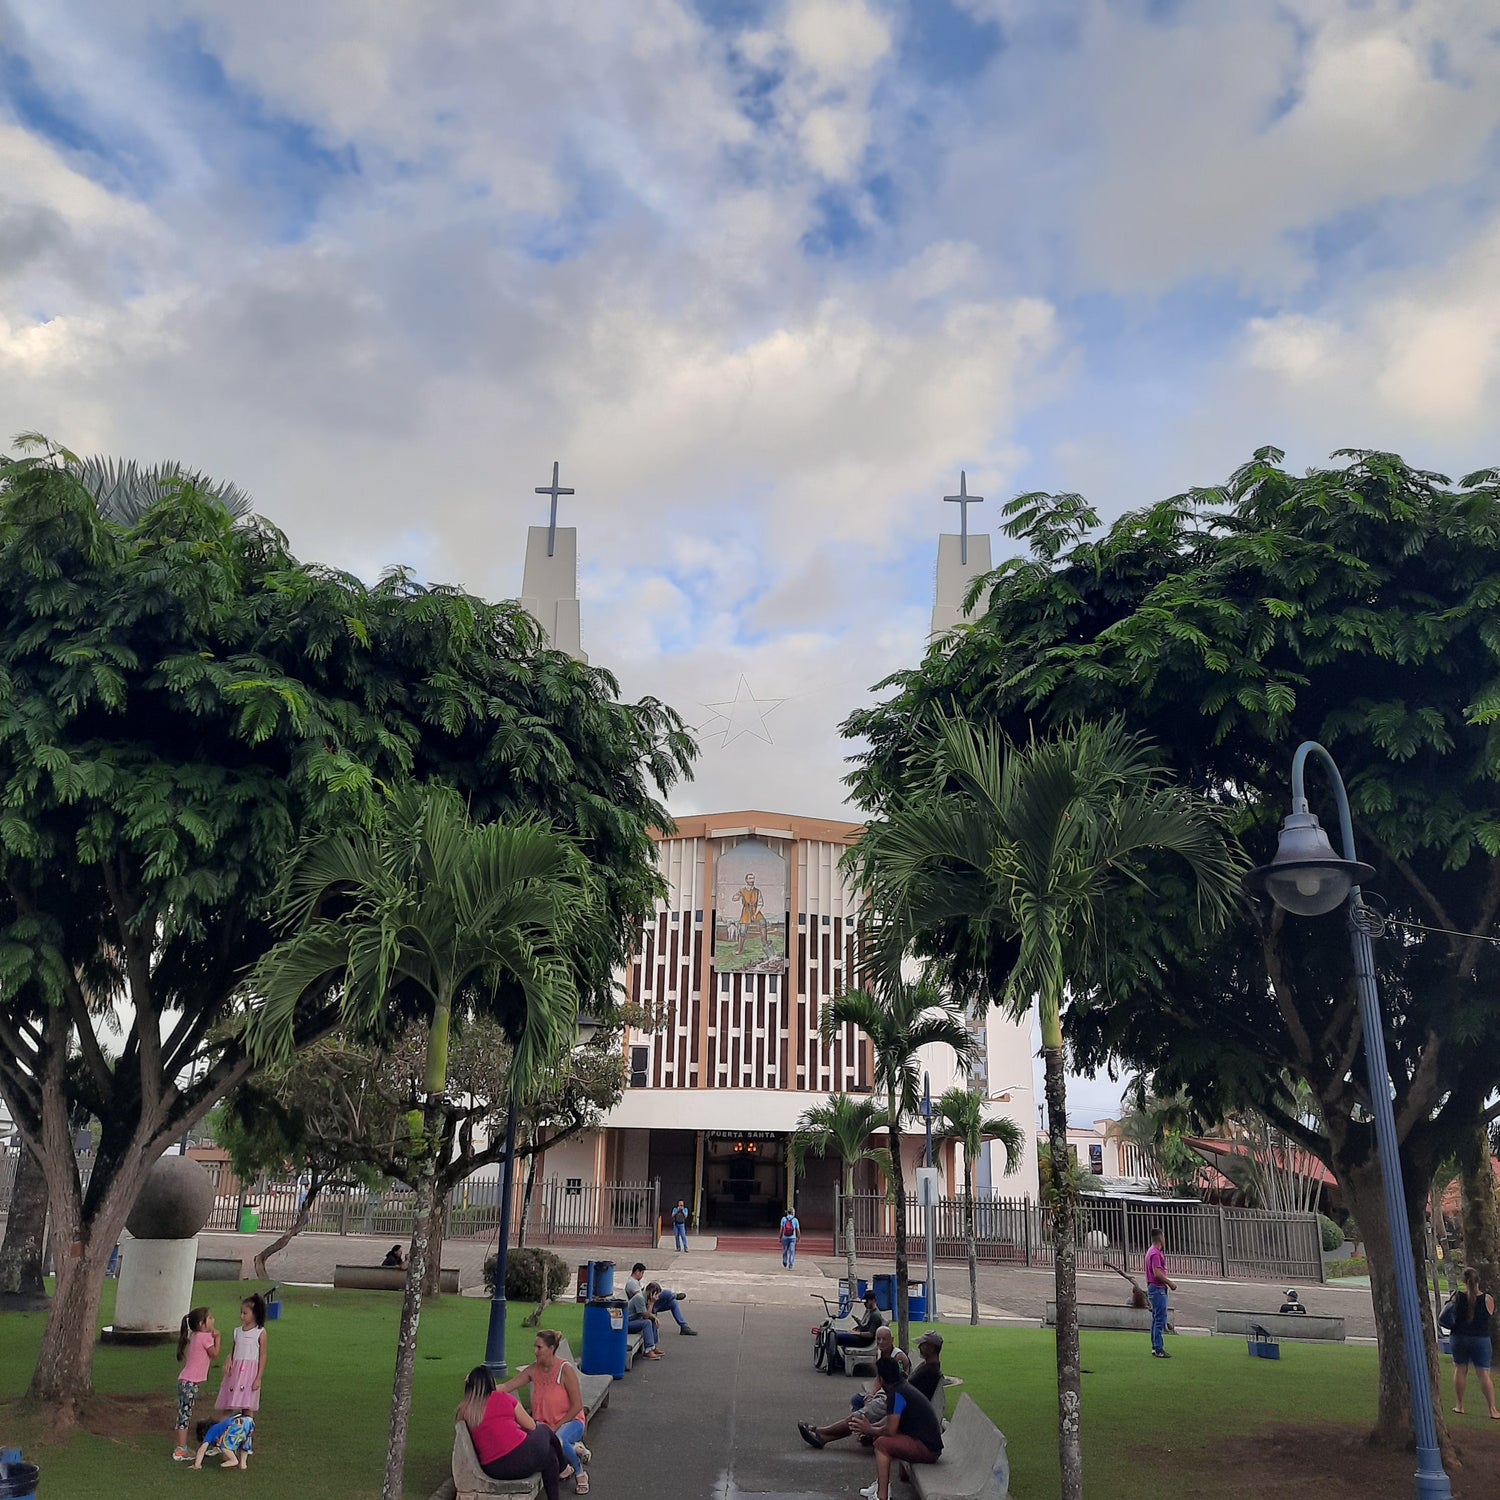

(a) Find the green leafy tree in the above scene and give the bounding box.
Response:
[934,1085,1025,1325]
[791,1093,892,1298]
[848,719,1241,1500]
[845,446,1500,1455]
[0,447,691,1418]
[822,980,974,1354]
[246,783,594,1500]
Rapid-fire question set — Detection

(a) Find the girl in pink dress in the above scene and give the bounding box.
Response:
[216,1294,268,1418]
[172,1305,220,1460]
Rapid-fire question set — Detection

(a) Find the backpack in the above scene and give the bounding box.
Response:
[781,1214,796,1237]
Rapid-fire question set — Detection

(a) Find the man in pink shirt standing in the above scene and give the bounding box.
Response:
[1144,1227,1177,1359]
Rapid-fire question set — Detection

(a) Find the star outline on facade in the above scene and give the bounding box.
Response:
[696,675,785,748]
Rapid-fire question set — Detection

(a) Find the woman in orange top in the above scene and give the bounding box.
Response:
[500,1330,591,1493]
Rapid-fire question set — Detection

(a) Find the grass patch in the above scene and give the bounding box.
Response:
[1324,1256,1370,1278]
[931,1323,1381,1497]
[0,1280,579,1499]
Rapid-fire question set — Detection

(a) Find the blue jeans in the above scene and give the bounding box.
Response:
[782,1235,797,1267]
[654,1289,688,1327]
[629,1316,658,1351]
[1149,1285,1168,1354]
[555,1417,586,1471]
[673,1222,689,1252]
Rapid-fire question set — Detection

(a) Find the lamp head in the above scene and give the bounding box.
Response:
[575,1012,602,1046]
[1243,809,1374,917]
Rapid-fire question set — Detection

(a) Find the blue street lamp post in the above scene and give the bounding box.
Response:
[484,1015,600,1380]
[921,1072,938,1324]
[1245,742,1450,1500]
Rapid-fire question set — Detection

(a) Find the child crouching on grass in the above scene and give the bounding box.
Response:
[193,1414,254,1470]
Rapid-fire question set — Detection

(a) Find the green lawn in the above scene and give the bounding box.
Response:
[930,1323,1383,1497]
[0,1281,579,1500]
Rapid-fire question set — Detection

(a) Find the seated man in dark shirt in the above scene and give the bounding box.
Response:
[854,1356,943,1500]
[908,1331,945,1403]
[835,1291,885,1348]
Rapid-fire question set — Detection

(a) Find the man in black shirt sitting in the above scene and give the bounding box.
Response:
[852,1356,943,1500]
[908,1331,945,1402]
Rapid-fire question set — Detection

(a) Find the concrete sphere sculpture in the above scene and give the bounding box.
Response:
[125,1155,215,1240]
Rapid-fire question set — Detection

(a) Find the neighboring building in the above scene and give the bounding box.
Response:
[514,475,1040,1237]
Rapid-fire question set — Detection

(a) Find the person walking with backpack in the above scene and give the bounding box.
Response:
[671,1199,690,1253]
[780,1207,800,1267]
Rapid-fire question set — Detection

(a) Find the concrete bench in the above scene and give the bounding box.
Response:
[194,1255,248,1281]
[910,1393,1009,1500]
[1215,1310,1345,1341]
[554,1340,611,1417]
[1044,1301,1169,1332]
[333,1264,462,1294]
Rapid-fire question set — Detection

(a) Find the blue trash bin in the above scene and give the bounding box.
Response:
[907,1292,929,1320]
[0,1457,39,1500]
[586,1259,615,1300]
[873,1274,896,1312]
[857,1279,869,1301]
[581,1297,628,1378]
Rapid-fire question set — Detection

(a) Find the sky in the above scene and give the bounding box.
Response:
[5,0,1500,1122]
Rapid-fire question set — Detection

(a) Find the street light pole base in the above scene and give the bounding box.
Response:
[1413,1448,1452,1500]
[483,1290,510,1381]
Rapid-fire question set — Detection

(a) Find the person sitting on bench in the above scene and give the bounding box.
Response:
[836,1290,884,1350]
[381,1244,405,1269]
[626,1281,665,1360]
[625,1262,697,1335]
[855,1356,944,1500]
[798,1328,907,1449]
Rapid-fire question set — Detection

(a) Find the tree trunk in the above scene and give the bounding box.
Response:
[27,1135,148,1419]
[252,1175,324,1281]
[0,1140,49,1302]
[516,1137,543,1252]
[844,1166,859,1303]
[1043,1044,1083,1500]
[887,1099,910,1355]
[382,1152,438,1500]
[1458,1123,1500,1294]
[965,1158,979,1327]
[423,1191,448,1299]
[1337,1155,1453,1463]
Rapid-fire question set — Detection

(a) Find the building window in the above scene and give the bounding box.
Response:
[768,974,779,992]
[629,1045,649,1088]
[695,909,703,923]
[822,915,830,925]
[565,1177,582,1197]
[720,972,730,994]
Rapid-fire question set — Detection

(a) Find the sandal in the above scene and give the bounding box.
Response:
[574,1443,591,1466]
[575,1474,590,1494]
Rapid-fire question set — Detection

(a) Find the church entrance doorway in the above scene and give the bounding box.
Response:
[702,1132,785,1229]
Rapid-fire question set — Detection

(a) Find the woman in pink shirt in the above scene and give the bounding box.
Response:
[172,1306,221,1460]
[459,1366,566,1500]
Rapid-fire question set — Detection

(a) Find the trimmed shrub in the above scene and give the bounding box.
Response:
[1318,1213,1345,1252]
[483,1247,571,1301]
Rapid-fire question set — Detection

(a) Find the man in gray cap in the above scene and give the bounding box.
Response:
[909,1331,945,1404]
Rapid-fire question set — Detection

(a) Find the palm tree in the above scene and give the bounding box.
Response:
[3,433,254,522]
[246,783,593,1500]
[823,980,974,1353]
[852,718,1242,1500]
[934,1085,1025,1325]
[790,1093,891,1300]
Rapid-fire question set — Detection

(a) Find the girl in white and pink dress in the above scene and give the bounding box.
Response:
[216,1294,268,1420]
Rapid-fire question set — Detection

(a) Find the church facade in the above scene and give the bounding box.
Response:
[516,466,1039,1240]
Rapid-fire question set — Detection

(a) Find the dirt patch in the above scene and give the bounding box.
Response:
[1133,1421,1500,1499]
[0,1391,165,1449]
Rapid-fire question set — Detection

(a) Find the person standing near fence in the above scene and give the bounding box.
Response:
[1144,1226,1176,1359]
[672,1199,689,1253]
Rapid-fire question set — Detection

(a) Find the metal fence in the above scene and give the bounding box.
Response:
[0,1147,660,1249]
[843,1189,1325,1284]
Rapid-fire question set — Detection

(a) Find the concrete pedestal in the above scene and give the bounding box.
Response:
[108,1236,199,1343]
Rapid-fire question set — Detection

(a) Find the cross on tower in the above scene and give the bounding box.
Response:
[943,470,985,565]
[535,460,575,557]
